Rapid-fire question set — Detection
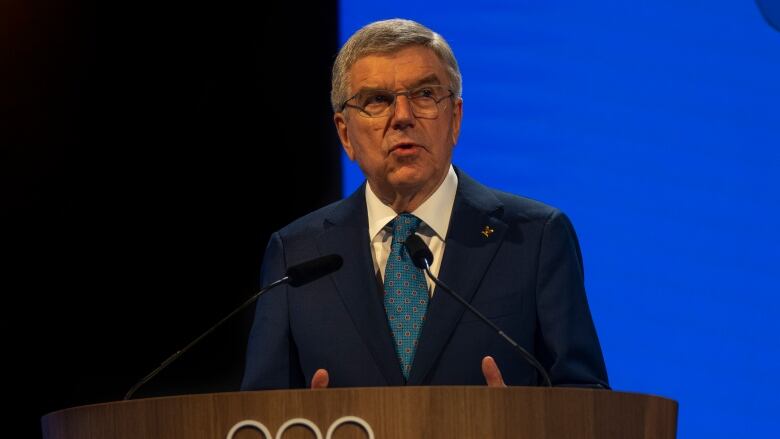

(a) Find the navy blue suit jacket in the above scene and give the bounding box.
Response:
[241,169,608,389]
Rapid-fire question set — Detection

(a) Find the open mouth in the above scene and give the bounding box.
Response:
[390,143,420,154]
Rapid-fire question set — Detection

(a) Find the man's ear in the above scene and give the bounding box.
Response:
[334,112,355,160]
[450,97,463,145]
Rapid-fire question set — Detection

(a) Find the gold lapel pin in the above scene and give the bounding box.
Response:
[481,225,494,238]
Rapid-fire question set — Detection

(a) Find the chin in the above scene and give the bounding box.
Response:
[388,166,429,187]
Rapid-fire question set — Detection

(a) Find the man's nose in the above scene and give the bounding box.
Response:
[391,95,415,129]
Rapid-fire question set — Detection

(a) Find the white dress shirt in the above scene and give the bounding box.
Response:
[366,165,458,296]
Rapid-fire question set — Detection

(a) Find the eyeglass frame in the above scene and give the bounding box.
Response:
[339,84,456,119]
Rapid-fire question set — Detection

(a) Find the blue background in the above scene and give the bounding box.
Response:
[340,1,780,437]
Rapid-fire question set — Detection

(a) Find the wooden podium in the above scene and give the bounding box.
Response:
[42,386,677,438]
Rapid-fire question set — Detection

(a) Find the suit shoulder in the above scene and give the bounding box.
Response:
[455,167,563,224]
[489,187,562,223]
[275,199,343,239]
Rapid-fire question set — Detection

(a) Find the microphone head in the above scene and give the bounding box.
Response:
[404,234,433,269]
[286,254,343,287]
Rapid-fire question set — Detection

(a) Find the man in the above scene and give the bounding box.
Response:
[241,19,608,390]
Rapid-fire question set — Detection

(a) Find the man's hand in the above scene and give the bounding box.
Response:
[311,357,505,388]
[310,368,329,389]
[482,356,507,387]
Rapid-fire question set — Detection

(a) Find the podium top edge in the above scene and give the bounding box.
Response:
[41,385,677,420]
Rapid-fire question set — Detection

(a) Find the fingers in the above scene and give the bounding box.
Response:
[310,368,330,389]
[482,356,507,388]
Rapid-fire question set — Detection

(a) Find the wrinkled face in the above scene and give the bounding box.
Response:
[334,46,463,199]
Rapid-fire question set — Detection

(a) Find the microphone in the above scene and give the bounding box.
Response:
[123,254,343,400]
[404,235,552,387]
[287,254,343,287]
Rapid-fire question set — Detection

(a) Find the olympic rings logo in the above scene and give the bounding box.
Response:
[226,416,375,439]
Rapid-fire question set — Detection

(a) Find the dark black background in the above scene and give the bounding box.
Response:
[2,1,341,436]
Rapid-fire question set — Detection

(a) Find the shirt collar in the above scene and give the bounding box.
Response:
[366,165,458,240]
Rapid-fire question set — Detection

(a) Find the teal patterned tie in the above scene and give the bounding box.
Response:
[383,213,429,379]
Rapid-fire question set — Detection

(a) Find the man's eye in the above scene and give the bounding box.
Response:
[362,93,392,106]
[413,88,435,98]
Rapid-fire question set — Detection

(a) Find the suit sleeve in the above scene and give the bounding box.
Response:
[240,232,306,390]
[535,210,609,388]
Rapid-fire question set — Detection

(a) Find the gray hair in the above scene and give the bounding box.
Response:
[330,18,462,113]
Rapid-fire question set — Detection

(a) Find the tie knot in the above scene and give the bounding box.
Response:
[391,213,421,243]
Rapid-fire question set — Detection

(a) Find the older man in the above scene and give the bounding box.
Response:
[241,19,608,390]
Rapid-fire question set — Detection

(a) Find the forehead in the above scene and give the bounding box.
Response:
[348,46,448,92]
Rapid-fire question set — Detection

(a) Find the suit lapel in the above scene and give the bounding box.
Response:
[407,171,506,385]
[316,186,405,386]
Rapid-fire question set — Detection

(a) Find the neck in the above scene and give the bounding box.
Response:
[383,192,428,213]
[370,171,448,214]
